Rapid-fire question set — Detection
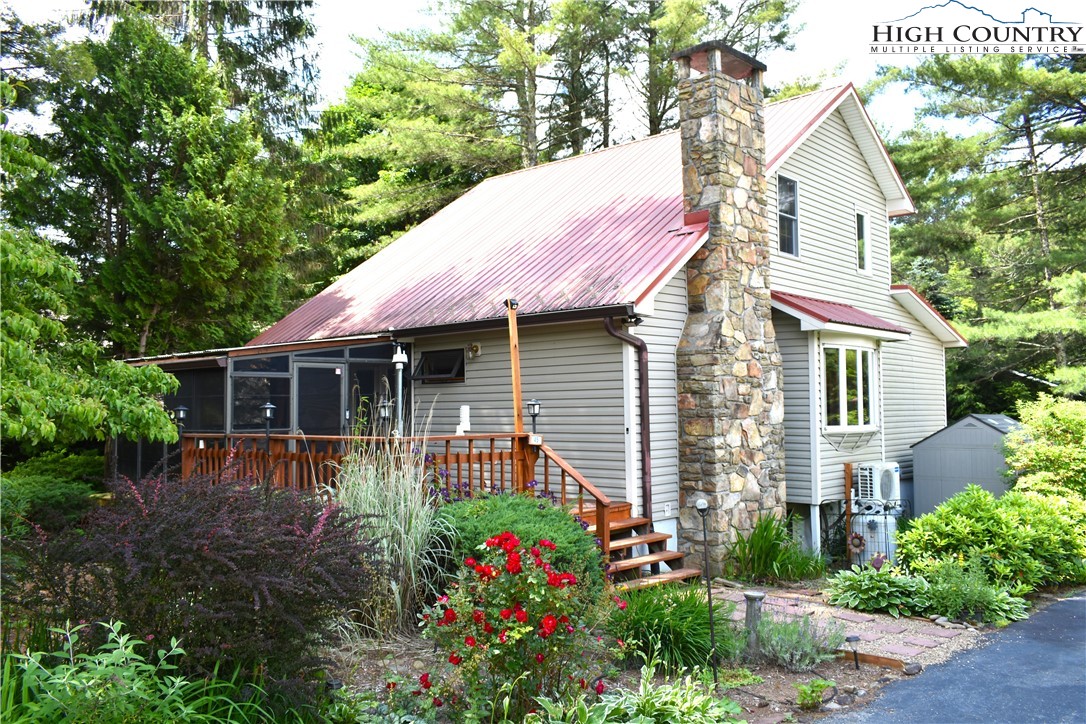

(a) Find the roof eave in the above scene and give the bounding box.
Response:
[389,303,636,340]
[770,298,911,342]
[890,285,968,348]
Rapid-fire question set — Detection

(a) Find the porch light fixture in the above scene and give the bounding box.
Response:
[695,498,719,687]
[171,405,188,482]
[392,345,409,437]
[527,399,541,433]
[846,634,861,669]
[260,402,276,451]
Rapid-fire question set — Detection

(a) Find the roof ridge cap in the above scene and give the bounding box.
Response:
[477,131,680,183]
[767,83,852,107]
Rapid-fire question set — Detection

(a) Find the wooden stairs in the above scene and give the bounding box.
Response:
[583,501,702,591]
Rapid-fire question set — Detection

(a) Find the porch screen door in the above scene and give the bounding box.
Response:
[294,364,347,437]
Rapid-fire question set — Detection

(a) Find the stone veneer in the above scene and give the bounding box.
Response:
[672,42,786,576]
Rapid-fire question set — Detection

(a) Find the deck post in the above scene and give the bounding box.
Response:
[181,435,194,480]
[506,299,525,435]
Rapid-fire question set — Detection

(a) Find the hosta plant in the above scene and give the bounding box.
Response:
[410,531,616,721]
[825,564,930,618]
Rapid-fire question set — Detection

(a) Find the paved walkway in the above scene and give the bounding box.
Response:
[825,591,1086,723]
[714,586,976,666]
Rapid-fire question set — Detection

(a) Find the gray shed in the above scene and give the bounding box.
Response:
[911,414,1021,516]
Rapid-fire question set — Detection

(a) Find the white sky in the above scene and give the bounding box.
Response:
[7,0,1083,138]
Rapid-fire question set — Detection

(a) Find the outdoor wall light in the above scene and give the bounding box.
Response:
[260,402,276,451]
[527,399,541,433]
[392,345,408,436]
[694,497,718,686]
[173,405,188,424]
[846,634,861,669]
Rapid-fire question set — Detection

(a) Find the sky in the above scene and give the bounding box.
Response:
[7,0,1083,138]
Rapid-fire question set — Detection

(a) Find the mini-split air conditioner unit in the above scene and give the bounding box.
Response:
[857,461,901,503]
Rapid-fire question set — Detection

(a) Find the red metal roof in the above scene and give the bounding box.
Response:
[250,86,872,346]
[771,291,909,335]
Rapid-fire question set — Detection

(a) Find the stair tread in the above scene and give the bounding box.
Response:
[615,568,703,591]
[607,532,672,551]
[608,550,685,573]
[586,516,651,534]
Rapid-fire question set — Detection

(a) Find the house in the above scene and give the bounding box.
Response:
[134,41,965,572]
[911,414,1019,515]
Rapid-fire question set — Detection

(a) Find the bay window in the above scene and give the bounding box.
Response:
[823,344,877,429]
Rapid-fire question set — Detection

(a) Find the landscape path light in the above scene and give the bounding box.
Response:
[695,497,718,686]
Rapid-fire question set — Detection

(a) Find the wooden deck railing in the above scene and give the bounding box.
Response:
[180,432,613,553]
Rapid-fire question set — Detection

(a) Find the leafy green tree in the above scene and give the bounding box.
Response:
[1006,394,1086,498]
[86,0,317,143]
[1,81,176,451]
[10,16,290,358]
[887,54,1086,411]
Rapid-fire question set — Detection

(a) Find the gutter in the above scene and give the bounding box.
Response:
[603,316,652,524]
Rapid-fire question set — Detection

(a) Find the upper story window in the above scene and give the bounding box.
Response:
[823,344,877,429]
[856,212,868,271]
[778,175,799,256]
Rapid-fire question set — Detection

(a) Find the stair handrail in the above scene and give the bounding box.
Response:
[537,443,611,555]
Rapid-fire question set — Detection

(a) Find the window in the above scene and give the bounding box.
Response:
[413,349,465,383]
[856,212,868,270]
[778,175,799,256]
[823,345,876,429]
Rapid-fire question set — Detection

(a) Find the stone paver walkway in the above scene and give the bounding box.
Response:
[712,585,981,666]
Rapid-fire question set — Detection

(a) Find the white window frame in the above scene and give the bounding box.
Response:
[777,175,799,256]
[855,210,868,271]
[821,340,879,432]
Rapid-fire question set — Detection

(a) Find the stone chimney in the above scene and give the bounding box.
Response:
[673,41,786,575]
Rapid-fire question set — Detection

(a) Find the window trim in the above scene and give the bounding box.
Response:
[413,349,466,384]
[778,174,799,257]
[855,210,868,271]
[821,341,879,432]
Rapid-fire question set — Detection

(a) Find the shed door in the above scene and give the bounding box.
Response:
[294,363,347,436]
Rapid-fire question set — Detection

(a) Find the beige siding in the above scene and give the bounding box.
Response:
[633,270,687,522]
[411,323,629,502]
[767,107,951,502]
[774,311,813,505]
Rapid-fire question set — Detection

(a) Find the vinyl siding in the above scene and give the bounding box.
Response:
[766,107,950,502]
[773,310,813,504]
[632,270,687,522]
[411,323,629,502]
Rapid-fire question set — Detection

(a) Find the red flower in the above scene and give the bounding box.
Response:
[534,557,544,567]
[535,653,545,663]
[433,697,443,707]
[539,614,558,638]
[500,608,513,620]
[483,622,495,634]
[559,615,569,623]
[539,539,556,550]
[386,681,397,691]
[449,652,462,665]
[613,595,628,610]
[579,678,587,689]
[464,557,476,567]
[465,635,476,647]
[530,546,541,557]
[420,673,432,690]
[515,609,528,623]
[442,608,457,624]
[499,629,508,643]
[595,680,606,695]
[505,551,523,574]
[472,609,485,624]
[437,595,448,603]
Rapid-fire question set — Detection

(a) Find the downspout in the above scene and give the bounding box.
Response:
[604,316,652,524]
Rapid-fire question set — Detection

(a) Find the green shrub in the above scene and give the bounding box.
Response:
[1005,394,1086,497]
[0,450,104,538]
[725,515,826,582]
[438,492,605,605]
[413,531,617,722]
[607,583,742,673]
[756,614,844,672]
[794,678,835,710]
[1,621,276,723]
[2,474,380,682]
[825,565,930,618]
[923,558,1029,625]
[328,440,452,633]
[896,485,1086,592]
[527,658,744,724]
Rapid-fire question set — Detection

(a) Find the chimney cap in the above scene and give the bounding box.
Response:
[671,40,767,78]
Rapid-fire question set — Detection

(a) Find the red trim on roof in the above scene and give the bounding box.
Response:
[771,291,909,335]
[890,284,968,345]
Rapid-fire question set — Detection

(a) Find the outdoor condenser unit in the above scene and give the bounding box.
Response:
[857,461,901,503]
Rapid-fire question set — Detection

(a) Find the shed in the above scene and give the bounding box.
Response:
[910,414,1021,515]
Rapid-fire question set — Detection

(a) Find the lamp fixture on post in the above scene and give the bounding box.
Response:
[172,405,188,481]
[526,399,541,433]
[695,498,719,687]
[846,634,861,670]
[392,344,409,437]
[377,397,392,436]
[260,402,276,452]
